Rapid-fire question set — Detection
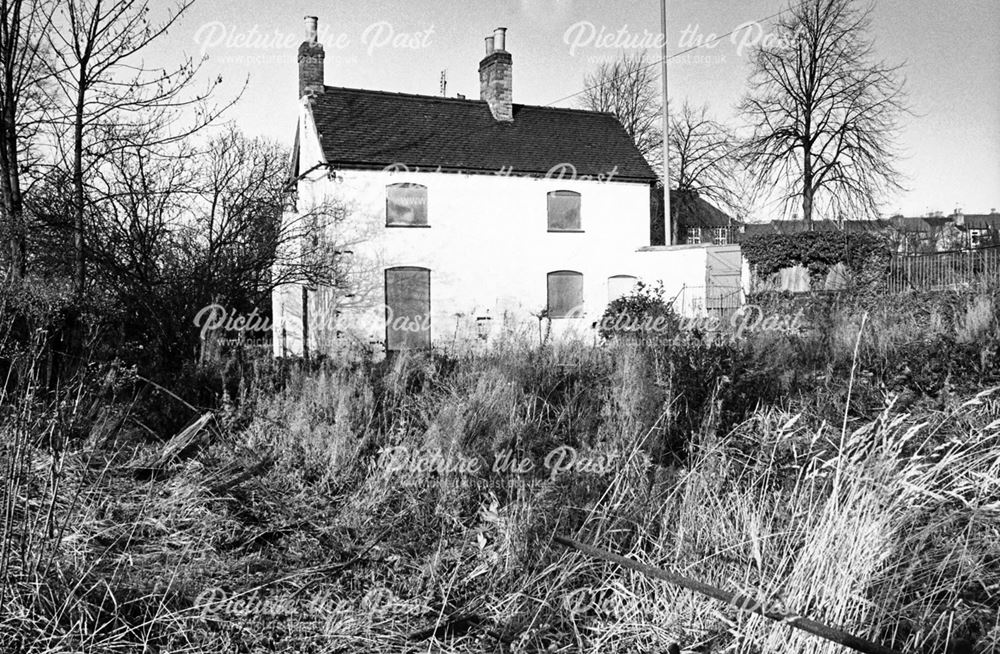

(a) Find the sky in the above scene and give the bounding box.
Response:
[142,0,1000,220]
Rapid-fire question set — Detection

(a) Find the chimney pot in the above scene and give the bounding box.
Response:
[485,36,495,55]
[494,27,507,51]
[304,16,318,42]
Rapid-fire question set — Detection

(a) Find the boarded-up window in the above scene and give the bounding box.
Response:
[547,271,584,318]
[385,267,431,350]
[547,191,582,231]
[608,275,638,302]
[386,183,428,226]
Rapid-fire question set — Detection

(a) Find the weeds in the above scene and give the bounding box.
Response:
[2,290,999,652]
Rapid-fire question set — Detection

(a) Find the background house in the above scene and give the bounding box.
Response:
[668,190,741,246]
[886,214,962,252]
[957,211,1000,249]
[886,210,1000,251]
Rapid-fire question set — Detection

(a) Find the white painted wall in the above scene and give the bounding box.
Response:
[632,246,710,316]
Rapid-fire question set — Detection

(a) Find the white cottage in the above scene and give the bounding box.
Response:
[273,18,725,357]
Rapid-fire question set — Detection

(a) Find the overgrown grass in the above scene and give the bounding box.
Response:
[2,291,999,653]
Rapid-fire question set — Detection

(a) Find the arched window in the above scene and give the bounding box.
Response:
[385,266,431,350]
[607,275,638,302]
[386,183,428,227]
[547,271,584,318]
[547,190,582,231]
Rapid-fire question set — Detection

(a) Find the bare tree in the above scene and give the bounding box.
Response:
[669,101,751,223]
[45,0,238,296]
[183,129,286,301]
[80,127,381,359]
[580,55,749,243]
[0,0,53,279]
[740,0,907,228]
[580,52,663,177]
[80,129,287,358]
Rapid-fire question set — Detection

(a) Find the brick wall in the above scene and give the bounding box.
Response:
[478,51,513,122]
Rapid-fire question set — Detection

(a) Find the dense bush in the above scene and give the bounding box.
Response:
[597,280,681,341]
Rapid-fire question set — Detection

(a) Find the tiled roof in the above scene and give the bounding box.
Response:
[890,213,1000,232]
[846,219,891,232]
[890,216,953,233]
[307,86,657,182]
[739,219,890,237]
[670,190,734,228]
[962,214,1000,230]
[741,222,775,237]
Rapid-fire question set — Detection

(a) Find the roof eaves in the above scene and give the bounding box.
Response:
[326,160,655,183]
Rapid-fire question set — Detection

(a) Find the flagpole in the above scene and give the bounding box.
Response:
[660,0,671,244]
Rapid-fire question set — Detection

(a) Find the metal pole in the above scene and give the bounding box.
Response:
[302,286,309,361]
[660,0,671,244]
[553,536,903,654]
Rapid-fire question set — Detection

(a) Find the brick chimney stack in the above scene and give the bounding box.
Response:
[298,16,325,99]
[479,27,512,122]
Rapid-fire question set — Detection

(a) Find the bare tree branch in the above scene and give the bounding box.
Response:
[669,101,753,224]
[579,52,664,178]
[44,0,244,296]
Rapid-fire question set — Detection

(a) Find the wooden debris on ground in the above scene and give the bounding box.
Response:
[133,413,213,479]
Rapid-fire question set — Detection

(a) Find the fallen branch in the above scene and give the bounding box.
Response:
[553,535,902,654]
[207,456,274,496]
[406,612,486,641]
[134,413,213,479]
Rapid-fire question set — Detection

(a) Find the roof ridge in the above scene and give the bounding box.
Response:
[319,84,616,117]
[322,85,483,104]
